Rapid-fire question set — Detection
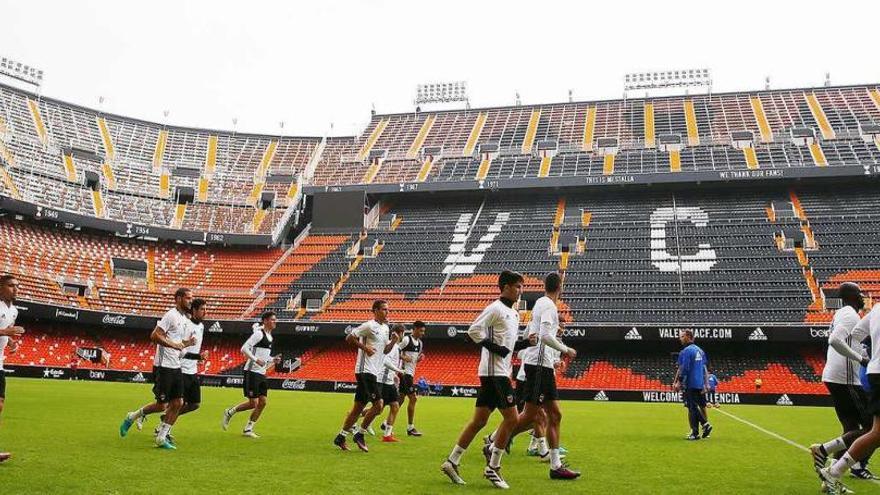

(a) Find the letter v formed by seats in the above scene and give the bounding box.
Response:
[443,212,511,274]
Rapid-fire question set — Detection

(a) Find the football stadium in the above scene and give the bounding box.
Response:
[1,2,880,494]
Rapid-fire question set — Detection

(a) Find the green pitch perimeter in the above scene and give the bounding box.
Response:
[0,378,874,494]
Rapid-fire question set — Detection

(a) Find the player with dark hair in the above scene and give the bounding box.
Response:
[174,298,208,424]
[485,271,580,479]
[120,288,196,449]
[673,330,712,440]
[0,274,25,462]
[441,270,529,489]
[334,299,399,452]
[137,298,209,439]
[222,311,280,438]
[397,320,426,436]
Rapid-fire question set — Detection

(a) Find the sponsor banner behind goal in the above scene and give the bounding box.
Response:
[9,300,831,343]
[5,365,831,406]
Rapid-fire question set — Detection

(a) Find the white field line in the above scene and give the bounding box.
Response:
[715,407,880,487]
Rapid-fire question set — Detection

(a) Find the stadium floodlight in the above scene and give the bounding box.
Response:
[0,55,44,87]
[415,81,469,106]
[623,68,711,93]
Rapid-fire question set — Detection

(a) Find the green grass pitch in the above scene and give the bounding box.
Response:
[0,378,874,494]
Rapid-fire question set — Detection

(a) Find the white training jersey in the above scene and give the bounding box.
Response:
[515,348,533,381]
[0,300,18,371]
[523,296,560,369]
[352,320,390,377]
[548,347,562,375]
[468,299,520,378]
[242,324,274,375]
[153,308,190,369]
[0,336,6,372]
[516,364,526,382]
[854,305,880,375]
[517,343,562,381]
[516,347,531,382]
[398,335,423,376]
[822,305,864,385]
[381,344,402,386]
[180,321,205,376]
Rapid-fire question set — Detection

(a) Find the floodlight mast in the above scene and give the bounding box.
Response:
[623,68,712,98]
[414,81,470,110]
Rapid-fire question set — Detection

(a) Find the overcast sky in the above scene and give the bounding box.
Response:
[1,0,877,137]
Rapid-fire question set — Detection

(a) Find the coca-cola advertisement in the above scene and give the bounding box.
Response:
[101,314,127,326]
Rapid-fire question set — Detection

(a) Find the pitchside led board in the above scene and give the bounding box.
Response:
[311,190,366,231]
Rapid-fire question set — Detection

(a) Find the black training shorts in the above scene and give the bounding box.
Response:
[182,373,202,404]
[243,371,268,399]
[476,376,516,411]
[398,374,415,396]
[382,382,400,404]
[354,373,381,404]
[152,366,184,403]
[522,364,559,406]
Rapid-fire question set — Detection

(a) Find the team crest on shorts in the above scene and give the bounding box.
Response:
[506,395,514,403]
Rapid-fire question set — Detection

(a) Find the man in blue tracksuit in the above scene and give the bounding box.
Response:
[706,371,719,408]
[673,330,712,440]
